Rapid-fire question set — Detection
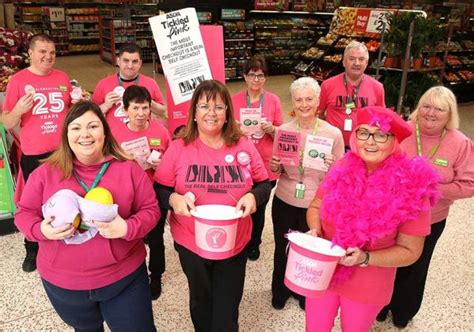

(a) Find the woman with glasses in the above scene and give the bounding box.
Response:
[155,80,271,331]
[269,77,344,310]
[231,55,283,261]
[377,86,474,328]
[305,106,439,331]
[112,85,170,301]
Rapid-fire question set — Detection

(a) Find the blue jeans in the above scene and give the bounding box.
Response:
[42,263,155,332]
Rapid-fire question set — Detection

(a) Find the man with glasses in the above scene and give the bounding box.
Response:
[92,43,166,132]
[318,41,385,150]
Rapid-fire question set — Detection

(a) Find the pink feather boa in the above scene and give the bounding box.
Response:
[321,152,440,285]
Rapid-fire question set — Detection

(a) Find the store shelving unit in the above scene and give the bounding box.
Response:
[130,3,159,63]
[42,7,69,55]
[250,10,332,75]
[221,20,254,81]
[65,3,100,54]
[99,16,136,66]
[14,3,46,34]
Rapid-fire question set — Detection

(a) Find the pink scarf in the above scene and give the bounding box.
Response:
[321,152,439,284]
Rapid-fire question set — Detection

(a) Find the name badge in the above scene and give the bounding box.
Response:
[149,138,161,146]
[294,182,305,199]
[345,102,355,109]
[434,158,448,167]
[344,118,352,131]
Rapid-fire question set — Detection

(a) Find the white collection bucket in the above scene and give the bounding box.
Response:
[284,232,346,298]
[191,204,242,260]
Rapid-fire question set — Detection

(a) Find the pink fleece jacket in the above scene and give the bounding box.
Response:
[400,124,474,223]
[15,157,160,290]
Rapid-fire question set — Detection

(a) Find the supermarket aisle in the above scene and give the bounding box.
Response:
[0,55,472,331]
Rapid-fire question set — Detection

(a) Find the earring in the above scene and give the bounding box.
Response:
[194,118,197,122]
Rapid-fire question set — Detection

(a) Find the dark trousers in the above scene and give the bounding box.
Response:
[42,263,156,332]
[174,242,248,332]
[271,195,309,301]
[385,219,447,321]
[20,152,51,252]
[148,183,167,280]
[248,180,277,250]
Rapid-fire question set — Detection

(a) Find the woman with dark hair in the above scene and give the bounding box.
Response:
[15,100,160,331]
[155,80,271,331]
[231,55,283,260]
[113,85,171,300]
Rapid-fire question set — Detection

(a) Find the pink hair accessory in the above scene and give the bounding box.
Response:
[368,113,392,132]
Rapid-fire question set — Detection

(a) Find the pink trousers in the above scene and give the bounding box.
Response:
[305,290,383,332]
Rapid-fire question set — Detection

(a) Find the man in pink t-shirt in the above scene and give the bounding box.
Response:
[92,43,166,131]
[318,41,385,148]
[1,34,74,273]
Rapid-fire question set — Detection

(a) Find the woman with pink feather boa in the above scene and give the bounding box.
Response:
[305,106,439,331]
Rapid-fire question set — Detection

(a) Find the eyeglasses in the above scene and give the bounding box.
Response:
[356,129,393,143]
[247,73,265,81]
[196,103,227,114]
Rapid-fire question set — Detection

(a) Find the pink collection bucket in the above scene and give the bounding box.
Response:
[284,232,346,298]
[191,204,242,260]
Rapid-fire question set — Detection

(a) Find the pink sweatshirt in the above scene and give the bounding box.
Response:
[401,124,474,223]
[15,157,160,290]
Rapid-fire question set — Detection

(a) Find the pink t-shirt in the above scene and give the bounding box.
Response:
[92,73,165,131]
[274,119,344,208]
[317,188,431,305]
[3,68,72,155]
[155,137,268,257]
[319,73,385,146]
[401,123,474,223]
[232,90,283,181]
[112,120,171,180]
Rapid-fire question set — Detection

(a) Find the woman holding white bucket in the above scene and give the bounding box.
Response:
[269,77,344,310]
[155,80,271,331]
[305,106,439,331]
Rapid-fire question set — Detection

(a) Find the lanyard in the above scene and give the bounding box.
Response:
[343,74,363,106]
[296,119,319,177]
[415,121,446,159]
[74,162,110,193]
[117,74,139,87]
[246,91,264,109]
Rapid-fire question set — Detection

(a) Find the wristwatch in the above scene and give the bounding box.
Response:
[359,251,370,267]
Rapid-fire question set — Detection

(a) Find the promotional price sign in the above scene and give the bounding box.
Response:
[149,8,213,105]
[47,7,65,22]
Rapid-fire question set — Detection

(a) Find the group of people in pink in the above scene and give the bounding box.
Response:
[1,33,473,332]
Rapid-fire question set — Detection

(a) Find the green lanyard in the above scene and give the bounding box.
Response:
[415,121,446,159]
[296,119,319,177]
[74,162,110,193]
[246,91,264,109]
[118,74,139,86]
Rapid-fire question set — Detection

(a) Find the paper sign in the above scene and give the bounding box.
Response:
[47,7,65,22]
[365,10,390,34]
[302,135,334,172]
[120,136,151,170]
[275,130,301,167]
[149,8,213,105]
[240,108,262,137]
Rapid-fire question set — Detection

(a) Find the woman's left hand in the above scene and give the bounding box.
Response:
[339,247,366,266]
[236,193,257,218]
[94,215,128,239]
[148,158,161,170]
